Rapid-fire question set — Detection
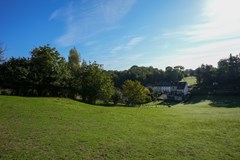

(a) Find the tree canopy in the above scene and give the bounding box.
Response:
[0,43,6,63]
[0,43,239,105]
[122,80,150,106]
[81,61,114,104]
[196,54,240,89]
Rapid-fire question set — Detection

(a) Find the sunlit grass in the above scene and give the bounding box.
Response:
[0,95,240,159]
[181,76,197,86]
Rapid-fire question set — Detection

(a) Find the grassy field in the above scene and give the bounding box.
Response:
[181,76,197,86]
[0,95,240,159]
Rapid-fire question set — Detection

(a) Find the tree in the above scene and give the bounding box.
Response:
[174,65,184,71]
[165,66,183,82]
[68,47,80,73]
[112,88,123,105]
[80,61,114,104]
[122,80,150,106]
[217,54,240,87]
[30,44,70,96]
[0,57,31,95]
[0,43,6,63]
[98,72,115,103]
[68,47,81,98]
[108,65,165,87]
[196,64,217,85]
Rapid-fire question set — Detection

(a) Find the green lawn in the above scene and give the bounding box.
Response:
[0,95,240,159]
[181,76,197,86]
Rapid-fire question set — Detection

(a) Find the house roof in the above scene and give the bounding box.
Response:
[149,81,188,89]
[176,82,187,90]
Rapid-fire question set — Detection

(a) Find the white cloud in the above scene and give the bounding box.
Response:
[101,0,136,23]
[100,52,144,70]
[111,45,124,53]
[150,0,240,69]
[110,36,144,53]
[126,37,144,47]
[141,38,240,70]
[171,38,240,68]
[50,0,136,47]
[162,0,240,42]
[49,9,59,21]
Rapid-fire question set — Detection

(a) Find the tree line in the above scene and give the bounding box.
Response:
[196,54,240,89]
[1,44,239,105]
[0,45,155,105]
[108,65,188,88]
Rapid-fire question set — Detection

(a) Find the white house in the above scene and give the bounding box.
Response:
[175,82,188,96]
[150,82,188,101]
[151,85,171,94]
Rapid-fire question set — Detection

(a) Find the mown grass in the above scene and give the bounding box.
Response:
[181,76,197,86]
[0,95,240,159]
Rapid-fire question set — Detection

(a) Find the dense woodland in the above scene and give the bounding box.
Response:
[0,44,240,105]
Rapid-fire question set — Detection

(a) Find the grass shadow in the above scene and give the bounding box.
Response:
[71,98,133,108]
[184,95,240,108]
[71,95,240,108]
[157,100,180,107]
[208,95,240,108]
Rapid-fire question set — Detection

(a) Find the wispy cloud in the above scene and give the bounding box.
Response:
[49,0,137,47]
[127,37,144,47]
[143,37,240,70]
[148,0,240,69]
[99,52,144,70]
[162,0,240,42]
[110,36,144,53]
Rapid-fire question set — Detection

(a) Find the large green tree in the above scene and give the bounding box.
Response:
[68,47,80,73]
[196,64,217,85]
[112,88,123,105]
[30,44,70,96]
[108,65,165,87]
[122,80,150,106]
[217,54,240,87]
[81,61,114,104]
[68,47,81,98]
[165,66,184,82]
[0,57,31,95]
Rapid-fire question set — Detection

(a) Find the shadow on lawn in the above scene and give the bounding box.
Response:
[72,98,132,107]
[157,100,180,107]
[184,95,240,108]
[72,95,240,108]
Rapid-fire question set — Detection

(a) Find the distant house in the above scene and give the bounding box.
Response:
[150,82,188,101]
[175,82,188,96]
[151,84,171,94]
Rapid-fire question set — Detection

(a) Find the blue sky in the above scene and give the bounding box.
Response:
[1,0,240,70]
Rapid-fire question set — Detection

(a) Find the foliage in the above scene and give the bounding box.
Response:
[1,43,239,101]
[0,45,116,102]
[68,47,81,98]
[217,54,240,87]
[112,88,123,105]
[0,57,31,95]
[30,44,70,96]
[0,43,6,63]
[81,61,114,104]
[195,54,240,89]
[164,66,184,82]
[122,80,150,106]
[0,45,71,97]
[68,47,81,73]
[109,65,185,88]
[196,64,217,85]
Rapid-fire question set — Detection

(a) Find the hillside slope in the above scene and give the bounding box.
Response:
[0,96,240,159]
